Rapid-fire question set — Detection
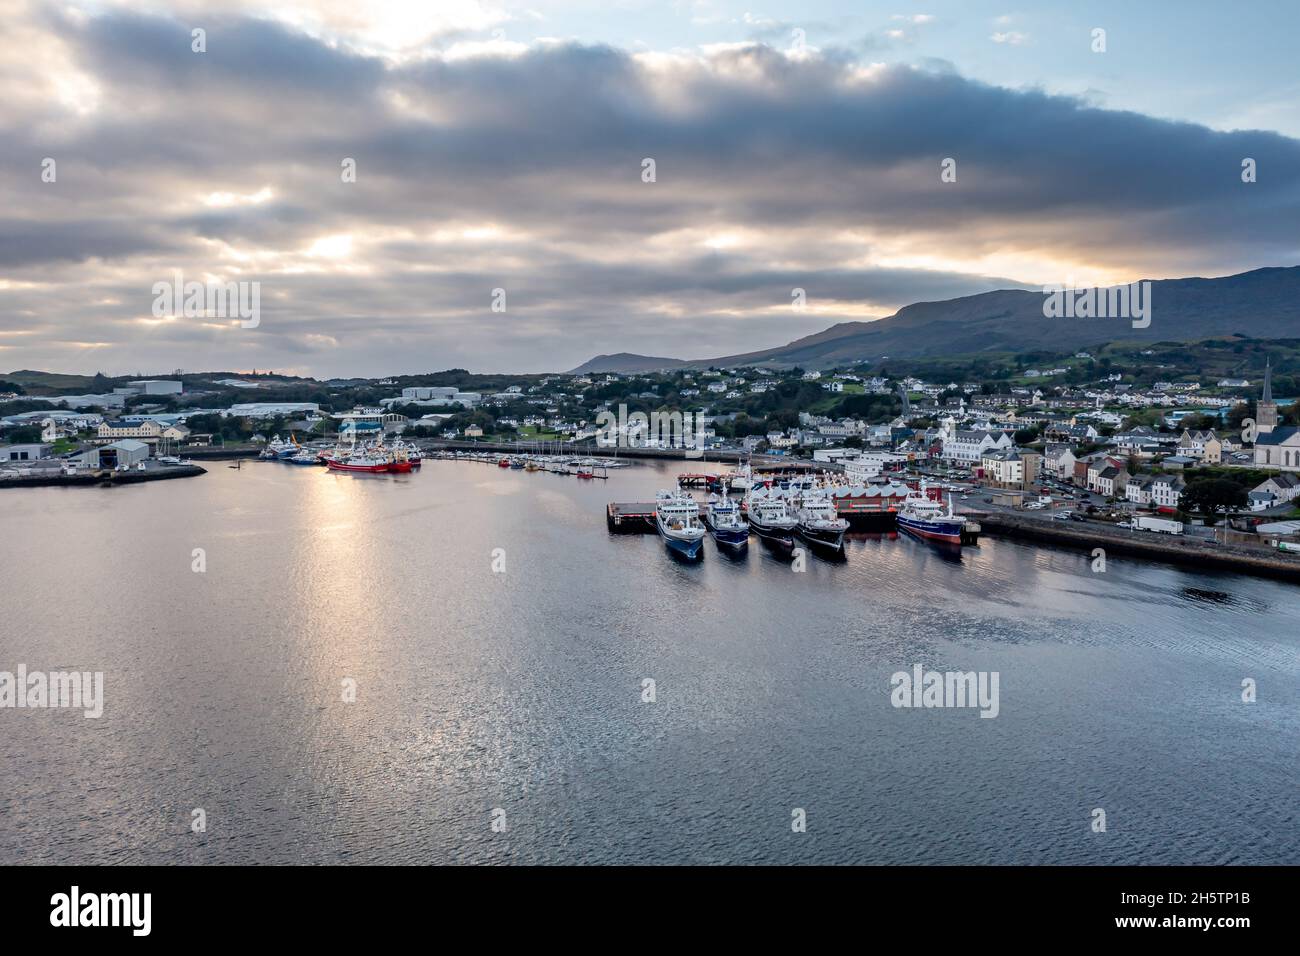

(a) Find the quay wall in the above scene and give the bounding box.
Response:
[0,464,207,489]
[973,511,1300,583]
[427,440,827,470]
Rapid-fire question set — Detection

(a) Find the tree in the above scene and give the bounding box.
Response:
[1179,413,1219,433]
[1226,402,1252,431]
[1181,478,1247,515]
[4,425,42,443]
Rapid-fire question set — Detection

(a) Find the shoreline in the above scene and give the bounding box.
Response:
[425,439,826,469]
[0,463,207,489]
[972,510,1300,583]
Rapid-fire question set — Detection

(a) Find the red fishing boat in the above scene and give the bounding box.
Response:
[326,453,391,473]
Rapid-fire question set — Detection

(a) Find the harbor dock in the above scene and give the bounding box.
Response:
[973,511,1300,582]
[0,463,207,489]
[607,499,918,534]
[607,502,658,533]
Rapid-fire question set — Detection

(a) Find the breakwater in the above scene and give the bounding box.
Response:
[0,464,207,489]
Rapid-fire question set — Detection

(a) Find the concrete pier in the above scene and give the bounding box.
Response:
[0,464,207,489]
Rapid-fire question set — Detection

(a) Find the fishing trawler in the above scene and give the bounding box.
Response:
[725,462,755,492]
[703,494,750,552]
[391,440,422,466]
[326,439,413,474]
[744,490,798,550]
[793,492,850,553]
[326,449,393,473]
[259,435,298,460]
[655,489,706,559]
[896,484,965,544]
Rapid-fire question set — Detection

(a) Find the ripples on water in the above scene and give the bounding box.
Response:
[0,459,1296,864]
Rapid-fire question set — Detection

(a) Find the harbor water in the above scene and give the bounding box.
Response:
[1,458,1296,864]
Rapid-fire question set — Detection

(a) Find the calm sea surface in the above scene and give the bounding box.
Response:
[1,458,1296,864]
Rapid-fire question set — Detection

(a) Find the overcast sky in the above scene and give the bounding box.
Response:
[3,0,1299,377]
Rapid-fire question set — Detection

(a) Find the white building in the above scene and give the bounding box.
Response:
[1126,476,1154,506]
[982,448,1040,489]
[225,402,321,418]
[940,421,1013,464]
[1255,427,1300,472]
[214,378,262,389]
[97,419,164,444]
[818,420,865,439]
[1150,474,1185,510]
[26,392,127,409]
[842,451,909,483]
[71,439,150,469]
[2,443,52,461]
[339,407,407,434]
[391,386,482,408]
[812,448,860,464]
[1253,473,1300,503]
[1042,443,1077,480]
[127,380,183,395]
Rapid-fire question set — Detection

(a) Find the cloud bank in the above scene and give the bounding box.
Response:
[2,3,1298,375]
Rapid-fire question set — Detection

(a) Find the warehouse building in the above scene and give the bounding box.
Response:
[70,439,150,470]
[2,443,53,461]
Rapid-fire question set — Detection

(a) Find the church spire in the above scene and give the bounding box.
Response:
[1256,357,1278,435]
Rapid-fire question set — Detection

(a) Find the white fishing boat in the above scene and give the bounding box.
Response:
[744,488,798,550]
[655,488,706,559]
[724,461,755,491]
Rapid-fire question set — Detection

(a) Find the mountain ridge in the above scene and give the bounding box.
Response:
[569,266,1300,373]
